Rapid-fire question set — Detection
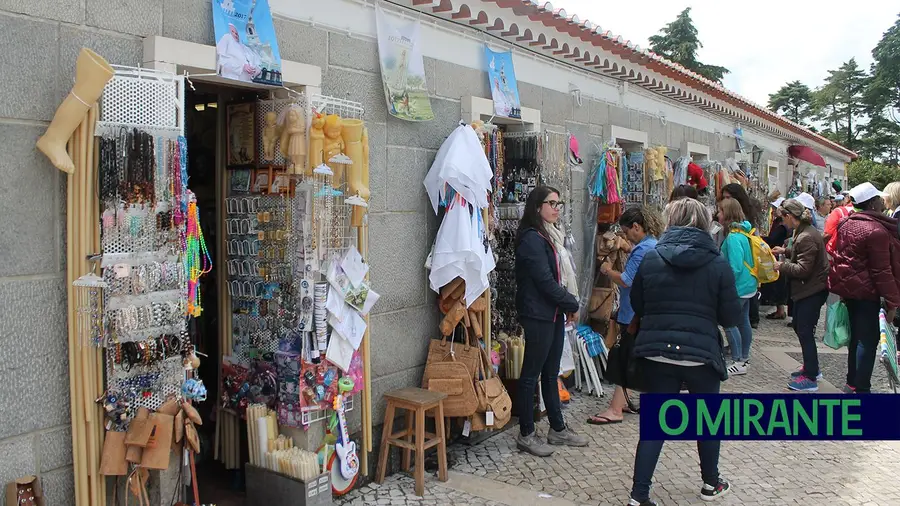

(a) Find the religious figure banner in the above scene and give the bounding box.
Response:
[375,4,435,122]
[212,0,283,86]
[485,46,521,119]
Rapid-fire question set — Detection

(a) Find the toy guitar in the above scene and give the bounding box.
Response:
[332,377,359,481]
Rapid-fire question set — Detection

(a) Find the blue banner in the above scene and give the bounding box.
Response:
[639,394,900,441]
[212,0,282,86]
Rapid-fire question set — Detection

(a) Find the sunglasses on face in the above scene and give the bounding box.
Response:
[543,200,564,210]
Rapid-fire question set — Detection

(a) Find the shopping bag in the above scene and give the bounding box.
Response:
[825,300,850,350]
[558,328,577,375]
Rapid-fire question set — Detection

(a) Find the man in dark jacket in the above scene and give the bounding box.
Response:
[627,198,740,506]
[829,182,900,393]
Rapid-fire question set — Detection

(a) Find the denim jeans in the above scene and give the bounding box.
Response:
[518,317,566,436]
[725,297,753,361]
[792,291,828,378]
[631,360,722,502]
[845,299,882,392]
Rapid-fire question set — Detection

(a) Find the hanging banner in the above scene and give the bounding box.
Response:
[212,0,282,86]
[375,4,435,122]
[484,46,522,119]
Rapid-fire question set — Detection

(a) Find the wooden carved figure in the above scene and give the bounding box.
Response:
[262,111,278,162]
[323,114,345,185]
[279,105,307,175]
[308,112,326,173]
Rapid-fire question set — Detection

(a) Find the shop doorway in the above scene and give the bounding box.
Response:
[183,84,246,506]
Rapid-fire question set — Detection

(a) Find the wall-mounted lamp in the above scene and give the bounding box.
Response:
[569,83,582,107]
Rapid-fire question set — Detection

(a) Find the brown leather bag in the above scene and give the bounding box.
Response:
[589,286,617,321]
[473,349,512,429]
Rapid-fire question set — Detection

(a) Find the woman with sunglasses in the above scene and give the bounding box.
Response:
[514,186,587,457]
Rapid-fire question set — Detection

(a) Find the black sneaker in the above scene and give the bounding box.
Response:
[627,499,659,506]
[701,478,730,501]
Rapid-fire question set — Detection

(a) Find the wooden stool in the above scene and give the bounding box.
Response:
[375,387,448,496]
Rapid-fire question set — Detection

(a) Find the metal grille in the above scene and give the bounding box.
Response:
[95,65,184,138]
[309,94,364,119]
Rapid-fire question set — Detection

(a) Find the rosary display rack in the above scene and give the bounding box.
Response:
[94,66,191,421]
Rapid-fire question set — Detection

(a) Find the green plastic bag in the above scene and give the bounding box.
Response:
[825,300,850,350]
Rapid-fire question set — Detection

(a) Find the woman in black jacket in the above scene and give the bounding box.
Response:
[514,186,586,457]
[626,198,741,506]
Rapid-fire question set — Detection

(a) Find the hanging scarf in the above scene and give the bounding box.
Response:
[545,221,578,299]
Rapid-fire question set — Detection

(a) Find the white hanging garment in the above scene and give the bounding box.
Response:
[423,124,493,214]
[428,197,495,307]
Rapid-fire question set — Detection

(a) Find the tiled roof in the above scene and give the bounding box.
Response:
[410,0,857,159]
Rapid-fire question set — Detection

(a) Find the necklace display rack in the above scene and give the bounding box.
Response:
[61,65,186,506]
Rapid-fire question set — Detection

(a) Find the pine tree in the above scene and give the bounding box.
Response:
[648,7,730,83]
[812,59,868,152]
[767,81,814,125]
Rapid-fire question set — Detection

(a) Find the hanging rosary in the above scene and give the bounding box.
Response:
[185,192,212,317]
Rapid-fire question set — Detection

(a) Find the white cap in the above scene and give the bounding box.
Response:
[848,182,888,204]
[770,197,785,208]
[795,192,816,211]
[834,194,846,202]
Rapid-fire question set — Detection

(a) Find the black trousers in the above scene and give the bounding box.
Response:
[631,360,722,502]
[791,291,828,378]
[518,317,566,436]
[749,292,760,326]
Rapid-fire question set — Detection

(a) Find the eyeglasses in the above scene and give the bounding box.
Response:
[543,200,565,210]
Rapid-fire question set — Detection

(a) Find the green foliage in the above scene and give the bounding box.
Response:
[847,158,900,189]
[811,59,868,152]
[648,8,730,83]
[767,81,813,125]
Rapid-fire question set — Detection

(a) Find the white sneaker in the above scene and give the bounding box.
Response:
[727,361,748,376]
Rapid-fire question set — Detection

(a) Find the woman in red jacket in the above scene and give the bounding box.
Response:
[828,182,900,393]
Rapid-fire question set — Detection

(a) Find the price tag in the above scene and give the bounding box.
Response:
[462,419,471,437]
[113,264,131,278]
[486,410,494,427]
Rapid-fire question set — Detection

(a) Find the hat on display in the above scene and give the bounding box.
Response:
[795,192,816,211]
[781,199,807,219]
[848,182,888,204]
[770,197,785,208]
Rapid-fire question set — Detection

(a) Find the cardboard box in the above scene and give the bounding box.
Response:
[244,464,332,506]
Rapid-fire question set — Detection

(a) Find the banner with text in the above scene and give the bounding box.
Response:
[375,4,434,122]
[484,46,522,119]
[640,394,900,441]
[212,0,282,86]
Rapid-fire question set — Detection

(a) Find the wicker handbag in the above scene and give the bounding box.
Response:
[422,357,478,418]
[423,326,480,385]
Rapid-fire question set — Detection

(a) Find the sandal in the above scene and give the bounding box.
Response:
[587,415,623,425]
[623,406,640,415]
[766,312,786,320]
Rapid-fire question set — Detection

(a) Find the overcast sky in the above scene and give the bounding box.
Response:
[552,1,898,107]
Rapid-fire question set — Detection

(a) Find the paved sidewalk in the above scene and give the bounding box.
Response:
[341,310,900,506]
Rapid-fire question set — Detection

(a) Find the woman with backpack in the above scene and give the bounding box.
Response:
[718,198,757,375]
[772,199,829,392]
[721,184,763,328]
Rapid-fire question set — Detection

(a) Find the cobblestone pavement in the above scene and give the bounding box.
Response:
[341,308,900,506]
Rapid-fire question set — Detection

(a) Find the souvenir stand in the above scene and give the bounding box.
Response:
[48,47,378,504]
[216,92,377,498]
[51,53,214,505]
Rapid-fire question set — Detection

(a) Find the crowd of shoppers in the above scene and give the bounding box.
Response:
[514,173,900,504]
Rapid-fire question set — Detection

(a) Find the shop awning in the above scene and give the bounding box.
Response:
[788,145,826,168]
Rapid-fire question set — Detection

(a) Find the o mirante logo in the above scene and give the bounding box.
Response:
[641,394,900,441]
